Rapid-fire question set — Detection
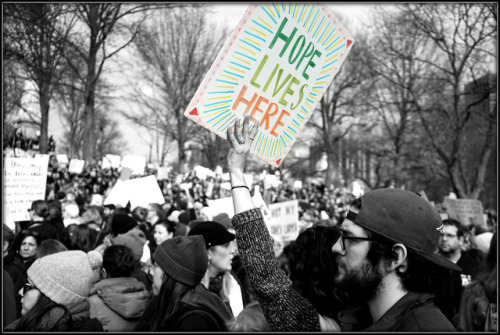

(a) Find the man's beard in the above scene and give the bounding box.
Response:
[334,259,384,309]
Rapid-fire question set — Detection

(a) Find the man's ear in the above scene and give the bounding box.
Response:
[389,243,408,273]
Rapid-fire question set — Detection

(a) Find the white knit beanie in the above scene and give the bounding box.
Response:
[27,250,102,306]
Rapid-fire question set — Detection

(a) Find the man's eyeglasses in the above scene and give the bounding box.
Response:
[338,230,379,251]
[23,282,35,295]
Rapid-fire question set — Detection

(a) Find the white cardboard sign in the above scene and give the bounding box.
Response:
[3,156,49,228]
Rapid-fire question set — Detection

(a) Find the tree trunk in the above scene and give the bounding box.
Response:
[82,41,98,162]
[39,90,50,154]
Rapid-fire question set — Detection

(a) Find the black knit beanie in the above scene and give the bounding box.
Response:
[111,214,138,236]
[153,236,208,286]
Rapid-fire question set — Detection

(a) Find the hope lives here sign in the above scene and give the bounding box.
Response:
[185,4,354,167]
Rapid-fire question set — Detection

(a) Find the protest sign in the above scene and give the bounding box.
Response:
[103,180,129,207]
[56,154,69,168]
[156,166,170,180]
[121,155,146,175]
[206,188,271,221]
[90,194,104,207]
[264,174,279,189]
[215,165,223,175]
[104,175,165,209]
[126,175,165,209]
[102,154,121,170]
[68,159,85,174]
[4,156,50,229]
[194,165,215,180]
[184,4,354,167]
[267,200,299,242]
[443,197,486,227]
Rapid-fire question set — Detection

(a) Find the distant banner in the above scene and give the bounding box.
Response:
[444,197,486,227]
[4,156,50,229]
[184,4,354,167]
[267,200,299,243]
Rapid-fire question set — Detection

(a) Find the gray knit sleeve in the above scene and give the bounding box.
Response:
[232,208,321,332]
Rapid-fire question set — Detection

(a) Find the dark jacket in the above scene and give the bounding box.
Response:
[25,220,59,241]
[3,253,35,318]
[3,270,18,326]
[168,284,233,331]
[4,301,103,332]
[454,280,494,332]
[340,292,456,332]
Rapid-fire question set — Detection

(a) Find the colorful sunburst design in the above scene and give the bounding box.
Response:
[185,3,354,167]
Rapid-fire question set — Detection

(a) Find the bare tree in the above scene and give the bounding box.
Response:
[307,35,375,187]
[122,6,228,171]
[64,3,183,162]
[402,3,497,199]
[361,7,444,190]
[2,59,25,142]
[3,4,77,153]
[55,49,127,160]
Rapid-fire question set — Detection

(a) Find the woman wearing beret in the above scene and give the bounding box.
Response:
[4,250,104,331]
[135,236,233,331]
[188,221,246,317]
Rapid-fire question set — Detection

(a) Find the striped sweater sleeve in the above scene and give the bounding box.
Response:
[232,208,321,332]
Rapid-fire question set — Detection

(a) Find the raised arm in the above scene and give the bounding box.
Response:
[227,115,331,332]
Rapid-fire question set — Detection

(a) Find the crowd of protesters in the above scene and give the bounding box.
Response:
[2,140,498,331]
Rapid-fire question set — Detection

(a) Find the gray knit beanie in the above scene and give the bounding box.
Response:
[153,236,208,286]
[27,250,102,306]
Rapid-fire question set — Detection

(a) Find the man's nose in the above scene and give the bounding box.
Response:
[331,239,345,255]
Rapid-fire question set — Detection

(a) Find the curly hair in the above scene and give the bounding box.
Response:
[288,225,341,319]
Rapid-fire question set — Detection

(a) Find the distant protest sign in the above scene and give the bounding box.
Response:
[68,159,85,174]
[206,188,271,221]
[102,154,121,170]
[4,156,49,229]
[121,155,146,175]
[444,197,486,227]
[156,166,170,180]
[56,154,69,168]
[104,175,165,209]
[103,180,129,207]
[126,175,165,209]
[268,200,299,242]
[184,4,354,167]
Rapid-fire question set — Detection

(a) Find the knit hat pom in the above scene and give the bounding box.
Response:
[87,250,103,270]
